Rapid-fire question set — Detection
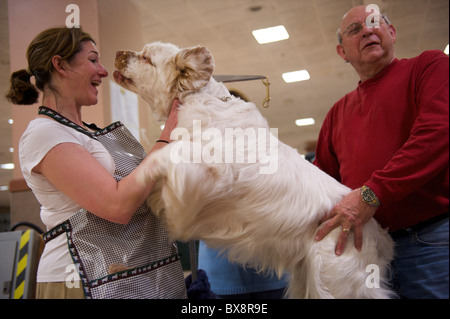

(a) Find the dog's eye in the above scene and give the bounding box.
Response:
[142,55,154,66]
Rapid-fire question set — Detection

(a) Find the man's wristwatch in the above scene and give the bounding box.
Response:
[360,185,381,207]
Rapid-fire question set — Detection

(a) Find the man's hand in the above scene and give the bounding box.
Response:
[315,188,378,255]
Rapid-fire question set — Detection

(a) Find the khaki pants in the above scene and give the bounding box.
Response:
[36,282,84,299]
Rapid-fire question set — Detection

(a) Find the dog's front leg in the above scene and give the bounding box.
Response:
[144,143,176,218]
[144,141,200,240]
[144,140,225,241]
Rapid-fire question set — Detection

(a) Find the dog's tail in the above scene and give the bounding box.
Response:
[288,225,396,299]
[302,223,395,299]
[286,246,334,299]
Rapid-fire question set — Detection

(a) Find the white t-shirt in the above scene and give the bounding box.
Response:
[19,117,115,282]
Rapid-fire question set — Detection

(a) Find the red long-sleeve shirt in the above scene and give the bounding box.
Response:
[314,50,449,231]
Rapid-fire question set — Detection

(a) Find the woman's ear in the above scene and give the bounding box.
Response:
[51,55,66,75]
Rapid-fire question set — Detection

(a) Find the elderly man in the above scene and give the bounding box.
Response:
[314,5,449,298]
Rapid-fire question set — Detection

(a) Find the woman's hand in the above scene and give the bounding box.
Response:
[149,99,180,154]
[159,99,180,142]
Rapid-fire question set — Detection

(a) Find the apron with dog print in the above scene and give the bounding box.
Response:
[40,107,187,299]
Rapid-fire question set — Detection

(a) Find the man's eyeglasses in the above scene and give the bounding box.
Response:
[339,15,391,42]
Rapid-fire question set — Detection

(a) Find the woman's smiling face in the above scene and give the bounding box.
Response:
[63,41,108,106]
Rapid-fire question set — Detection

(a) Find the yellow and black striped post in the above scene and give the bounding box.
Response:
[1,228,42,299]
[13,230,30,299]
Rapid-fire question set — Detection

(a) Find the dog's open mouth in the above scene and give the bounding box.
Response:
[113,70,134,87]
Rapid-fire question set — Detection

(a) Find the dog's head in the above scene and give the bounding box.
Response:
[114,42,215,120]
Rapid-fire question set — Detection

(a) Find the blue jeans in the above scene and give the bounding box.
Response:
[390,215,449,299]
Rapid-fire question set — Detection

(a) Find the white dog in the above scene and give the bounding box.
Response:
[113,42,395,298]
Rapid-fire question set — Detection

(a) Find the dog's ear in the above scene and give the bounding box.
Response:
[170,46,214,93]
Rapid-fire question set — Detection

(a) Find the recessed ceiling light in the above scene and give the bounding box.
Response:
[445,44,449,55]
[282,70,310,83]
[295,118,315,127]
[252,25,289,44]
[8,119,14,124]
[0,163,14,170]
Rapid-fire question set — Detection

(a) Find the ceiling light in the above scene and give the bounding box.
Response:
[445,44,449,55]
[0,186,9,191]
[252,25,289,44]
[0,163,14,170]
[8,119,14,124]
[282,70,310,83]
[295,118,315,127]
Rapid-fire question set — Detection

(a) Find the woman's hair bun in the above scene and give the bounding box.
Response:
[5,69,39,105]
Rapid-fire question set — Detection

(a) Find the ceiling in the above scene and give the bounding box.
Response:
[0,0,448,207]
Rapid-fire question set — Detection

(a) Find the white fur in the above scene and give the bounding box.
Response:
[114,42,395,299]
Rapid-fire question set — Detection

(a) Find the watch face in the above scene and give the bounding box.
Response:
[361,186,379,206]
[363,191,375,201]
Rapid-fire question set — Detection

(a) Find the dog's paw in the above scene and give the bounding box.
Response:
[138,151,169,188]
[147,153,168,181]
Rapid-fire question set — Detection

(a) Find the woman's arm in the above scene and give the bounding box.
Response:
[33,100,180,224]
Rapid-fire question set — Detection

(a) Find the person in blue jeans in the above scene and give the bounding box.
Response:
[199,241,289,299]
[389,217,449,298]
[314,5,448,298]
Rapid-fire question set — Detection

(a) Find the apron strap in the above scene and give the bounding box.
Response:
[42,220,71,244]
[38,106,96,139]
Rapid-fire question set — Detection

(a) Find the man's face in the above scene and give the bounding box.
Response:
[337,6,396,72]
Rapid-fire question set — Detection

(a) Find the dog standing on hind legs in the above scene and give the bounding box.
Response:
[113,42,395,298]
